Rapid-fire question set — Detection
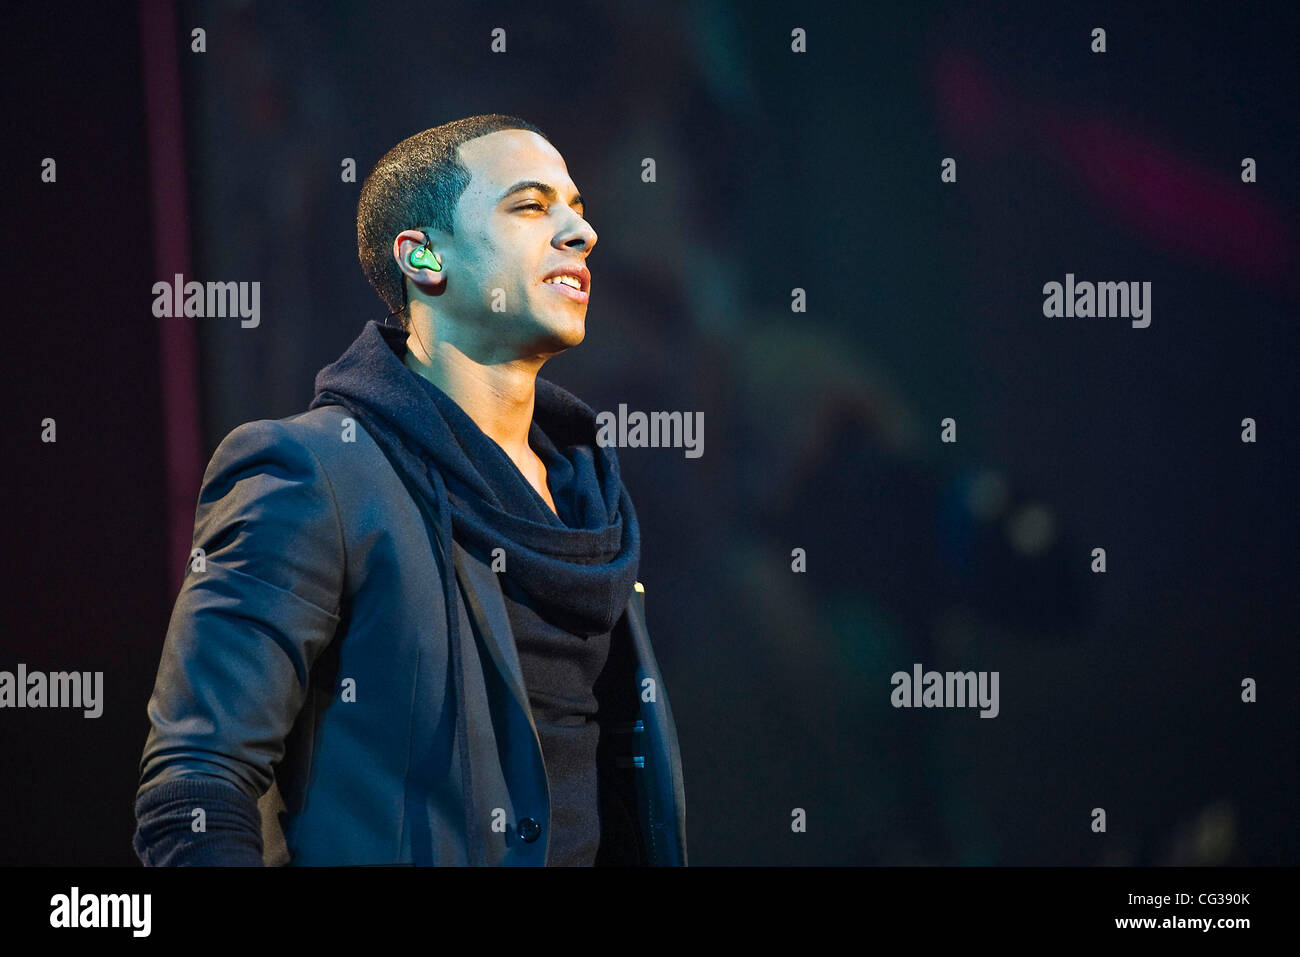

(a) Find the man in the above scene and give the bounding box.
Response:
[132,114,687,866]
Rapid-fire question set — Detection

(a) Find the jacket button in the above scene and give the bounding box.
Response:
[518,817,542,843]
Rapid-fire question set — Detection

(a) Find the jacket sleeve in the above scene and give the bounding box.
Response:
[134,418,345,865]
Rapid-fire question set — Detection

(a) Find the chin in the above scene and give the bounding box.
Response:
[518,305,586,354]
[546,315,587,349]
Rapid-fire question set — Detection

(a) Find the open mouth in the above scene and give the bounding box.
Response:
[541,274,589,303]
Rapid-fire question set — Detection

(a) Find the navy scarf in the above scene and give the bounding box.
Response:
[309,319,641,636]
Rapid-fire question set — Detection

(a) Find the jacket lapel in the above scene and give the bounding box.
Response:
[450,543,537,738]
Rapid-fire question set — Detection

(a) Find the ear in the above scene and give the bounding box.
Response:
[393,229,445,296]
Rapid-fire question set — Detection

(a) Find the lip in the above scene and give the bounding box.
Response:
[541,263,591,293]
[542,279,589,304]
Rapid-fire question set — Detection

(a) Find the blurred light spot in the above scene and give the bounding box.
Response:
[1194,800,1237,864]
[1006,503,1055,555]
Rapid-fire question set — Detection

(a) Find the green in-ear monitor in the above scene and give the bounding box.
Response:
[403,235,441,367]
[408,239,442,272]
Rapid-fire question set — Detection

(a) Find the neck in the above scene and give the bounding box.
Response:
[403,333,544,460]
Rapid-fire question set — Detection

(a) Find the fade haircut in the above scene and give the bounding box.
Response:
[357,114,550,328]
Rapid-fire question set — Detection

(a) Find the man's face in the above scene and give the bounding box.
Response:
[434,129,597,361]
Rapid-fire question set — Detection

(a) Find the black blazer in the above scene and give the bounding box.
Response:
[136,403,687,865]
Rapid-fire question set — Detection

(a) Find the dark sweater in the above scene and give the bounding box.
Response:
[501,585,610,866]
[133,775,263,866]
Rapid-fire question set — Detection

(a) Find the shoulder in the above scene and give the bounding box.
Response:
[189,411,352,613]
[203,406,413,544]
[205,404,382,486]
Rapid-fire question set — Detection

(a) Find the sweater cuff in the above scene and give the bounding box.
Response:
[133,776,266,866]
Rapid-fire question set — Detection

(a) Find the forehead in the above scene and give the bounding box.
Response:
[455,129,576,199]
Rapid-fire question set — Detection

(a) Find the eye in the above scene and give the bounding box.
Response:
[518,202,545,211]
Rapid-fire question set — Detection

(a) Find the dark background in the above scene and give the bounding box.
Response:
[4,0,1297,865]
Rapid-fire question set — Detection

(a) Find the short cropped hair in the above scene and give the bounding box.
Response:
[357,114,550,328]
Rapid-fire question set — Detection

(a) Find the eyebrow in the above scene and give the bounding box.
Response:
[498,180,585,214]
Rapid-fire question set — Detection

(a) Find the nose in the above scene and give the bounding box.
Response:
[558,211,597,254]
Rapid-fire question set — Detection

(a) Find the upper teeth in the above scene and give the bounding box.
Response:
[545,275,582,289]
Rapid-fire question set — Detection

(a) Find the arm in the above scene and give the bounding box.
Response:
[133,419,345,865]
[133,775,265,866]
